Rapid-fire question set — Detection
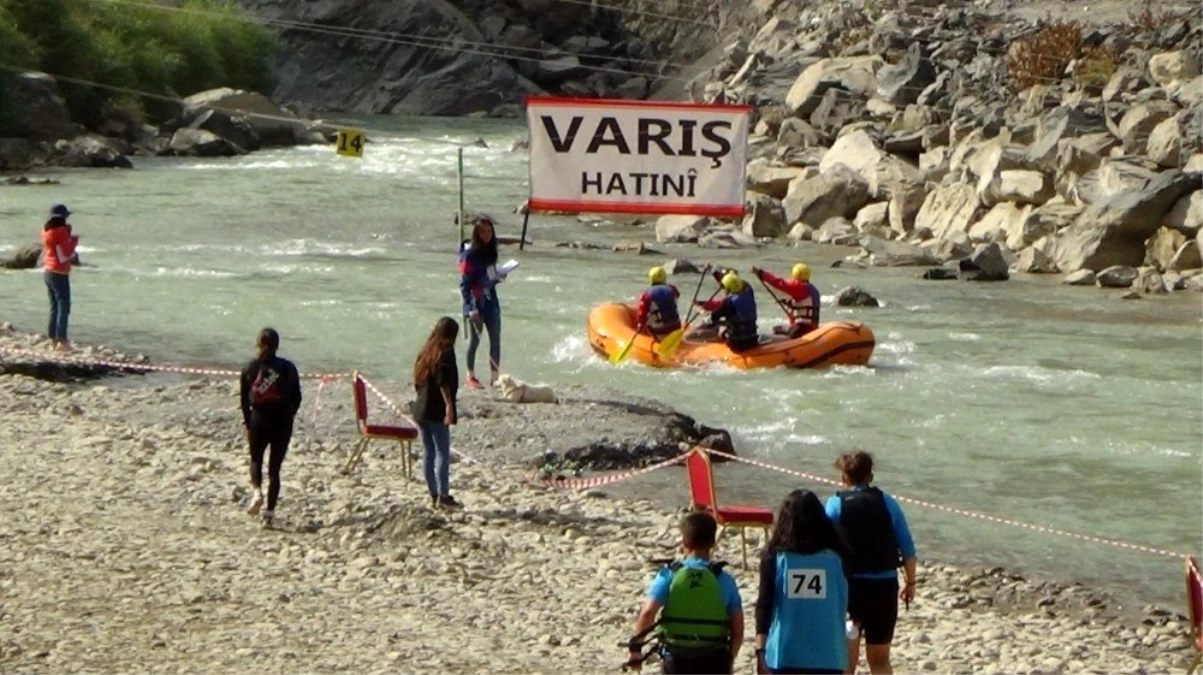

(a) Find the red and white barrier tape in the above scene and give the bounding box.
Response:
[0,345,349,380]
[535,452,689,491]
[694,447,1190,560]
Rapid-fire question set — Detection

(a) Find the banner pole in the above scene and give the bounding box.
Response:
[457,147,465,244]
[519,210,531,251]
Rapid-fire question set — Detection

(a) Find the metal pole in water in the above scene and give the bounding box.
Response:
[457,146,465,244]
[519,211,530,251]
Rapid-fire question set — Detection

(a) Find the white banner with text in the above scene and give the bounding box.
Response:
[525,97,751,217]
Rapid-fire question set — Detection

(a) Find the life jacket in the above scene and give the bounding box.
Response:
[656,561,731,652]
[836,487,901,575]
[785,284,820,327]
[250,361,285,408]
[724,287,758,344]
[645,284,681,332]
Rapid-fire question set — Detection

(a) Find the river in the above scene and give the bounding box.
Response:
[2,115,1200,608]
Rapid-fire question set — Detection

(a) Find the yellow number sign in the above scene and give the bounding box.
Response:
[336,128,366,158]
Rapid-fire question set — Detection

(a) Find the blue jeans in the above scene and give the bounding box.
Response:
[44,271,70,341]
[418,421,451,498]
[465,311,501,375]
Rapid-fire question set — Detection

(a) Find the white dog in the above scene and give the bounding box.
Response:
[495,373,558,404]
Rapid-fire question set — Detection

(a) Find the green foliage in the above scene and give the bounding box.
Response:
[0,0,277,128]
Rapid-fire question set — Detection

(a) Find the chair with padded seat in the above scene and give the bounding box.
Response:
[684,448,774,568]
[342,371,419,479]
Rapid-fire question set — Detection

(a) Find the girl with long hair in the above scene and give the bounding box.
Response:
[458,215,503,389]
[41,204,79,351]
[238,327,302,528]
[413,316,462,509]
[755,489,852,675]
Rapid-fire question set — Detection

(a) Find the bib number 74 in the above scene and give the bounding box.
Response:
[786,568,827,599]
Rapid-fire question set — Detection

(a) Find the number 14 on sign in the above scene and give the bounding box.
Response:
[336,129,366,158]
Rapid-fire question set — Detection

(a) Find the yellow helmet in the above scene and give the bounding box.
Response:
[792,263,811,282]
[648,266,668,284]
[721,271,744,293]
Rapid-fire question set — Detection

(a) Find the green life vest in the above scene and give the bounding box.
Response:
[655,561,731,651]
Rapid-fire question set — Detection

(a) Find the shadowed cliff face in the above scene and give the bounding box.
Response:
[235,0,738,116]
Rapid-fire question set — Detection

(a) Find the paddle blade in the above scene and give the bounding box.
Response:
[610,337,637,365]
[656,328,685,359]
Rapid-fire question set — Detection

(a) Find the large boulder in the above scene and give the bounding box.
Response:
[1145,226,1187,271]
[0,72,80,141]
[853,202,890,237]
[888,182,927,236]
[913,184,984,240]
[784,57,883,117]
[746,159,808,199]
[0,139,50,171]
[1148,51,1201,89]
[1096,265,1140,288]
[819,129,921,196]
[741,194,788,238]
[776,118,823,149]
[1116,101,1179,155]
[0,243,41,270]
[834,286,881,307]
[1146,114,1184,168]
[875,42,936,105]
[969,202,1030,245]
[656,215,710,243]
[53,134,133,169]
[1026,107,1108,171]
[165,129,244,158]
[1011,246,1057,274]
[1164,191,1203,235]
[814,217,858,245]
[859,236,940,266]
[957,242,1010,281]
[1170,241,1203,271]
[189,109,261,153]
[980,169,1054,207]
[1006,199,1083,250]
[1051,170,1201,271]
[183,88,306,147]
[782,167,870,227]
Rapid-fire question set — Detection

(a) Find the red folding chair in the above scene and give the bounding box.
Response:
[342,371,419,479]
[1188,555,1202,675]
[684,449,774,568]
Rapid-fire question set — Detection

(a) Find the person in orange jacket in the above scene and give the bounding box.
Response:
[41,204,79,351]
[751,263,820,338]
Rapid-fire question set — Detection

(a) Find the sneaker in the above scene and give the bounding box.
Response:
[430,495,438,509]
[247,492,264,517]
[437,495,463,511]
[465,376,483,390]
[260,510,275,529]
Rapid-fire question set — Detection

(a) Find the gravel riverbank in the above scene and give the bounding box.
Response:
[0,334,1195,674]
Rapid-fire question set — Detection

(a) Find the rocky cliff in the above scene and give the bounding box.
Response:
[234,0,752,116]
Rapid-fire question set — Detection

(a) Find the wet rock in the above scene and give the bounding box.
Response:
[1,243,41,270]
[53,134,133,169]
[1096,265,1140,288]
[958,243,1010,282]
[1063,269,1097,286]
[834,285,880,307]
[922,266,959,280]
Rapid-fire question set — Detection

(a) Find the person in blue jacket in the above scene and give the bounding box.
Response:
[635,266,682,339]
[459,215,505,389]
[756,489,851,675]
[695,270,759,353]
[825,451,917,675]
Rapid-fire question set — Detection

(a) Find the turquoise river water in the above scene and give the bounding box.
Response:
[1,116,1200,608]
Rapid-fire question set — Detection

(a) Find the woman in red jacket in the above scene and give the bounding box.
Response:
[41,204,78,351]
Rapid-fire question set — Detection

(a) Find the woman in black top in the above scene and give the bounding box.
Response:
[413,316,461,510]
[239,328,302,528]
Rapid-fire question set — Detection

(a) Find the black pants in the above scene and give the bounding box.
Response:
[248,415,293,512]
[661,650,731,674]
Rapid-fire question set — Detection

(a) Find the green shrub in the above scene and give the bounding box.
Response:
[0,0,277,128]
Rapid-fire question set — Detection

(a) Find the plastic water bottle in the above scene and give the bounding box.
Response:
[846,620,859,640]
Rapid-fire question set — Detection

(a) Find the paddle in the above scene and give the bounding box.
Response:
[610,318,646,365]
[657,266,718,360]
[754,271,791,322]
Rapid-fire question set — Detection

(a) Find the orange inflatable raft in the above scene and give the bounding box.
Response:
[586,302,876,370]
